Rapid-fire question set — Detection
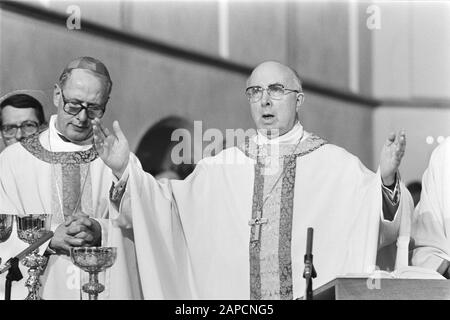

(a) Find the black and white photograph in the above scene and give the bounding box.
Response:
[0,0,449,308]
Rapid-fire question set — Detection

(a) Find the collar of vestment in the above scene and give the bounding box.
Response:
[254,121,304,145]
[20,115,98,164]
[238,123,328,160]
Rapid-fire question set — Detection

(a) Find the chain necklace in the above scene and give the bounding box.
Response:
[249,132,304,243]
[258,132,303,208]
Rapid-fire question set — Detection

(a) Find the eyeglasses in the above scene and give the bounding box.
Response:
[1,120,39,138]
[245,84,302,103]
[60,89,106,119]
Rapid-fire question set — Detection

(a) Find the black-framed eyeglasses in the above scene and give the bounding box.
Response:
[1,120,39,138]
[245,83,302,103]
[60,89,106,119]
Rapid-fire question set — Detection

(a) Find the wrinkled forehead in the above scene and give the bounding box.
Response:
[247,64,298,88]
[64,69,106,92]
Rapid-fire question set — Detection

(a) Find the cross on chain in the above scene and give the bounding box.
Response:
[248,210,268,243]
[247,135,303,244]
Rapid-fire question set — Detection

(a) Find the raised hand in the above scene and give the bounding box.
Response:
[380,130,406,186]
[92,118,130,179]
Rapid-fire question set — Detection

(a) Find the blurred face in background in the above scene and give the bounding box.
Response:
[1,106,40,146]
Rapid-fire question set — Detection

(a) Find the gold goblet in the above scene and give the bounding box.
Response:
[70,247,117,300]
[16,214,52,300]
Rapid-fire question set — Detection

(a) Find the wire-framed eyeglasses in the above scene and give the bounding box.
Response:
[1,120,39,138]
[245,83,302,103]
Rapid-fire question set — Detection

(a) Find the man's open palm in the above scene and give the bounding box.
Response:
[92,119,130,178]
[380,130,406,185]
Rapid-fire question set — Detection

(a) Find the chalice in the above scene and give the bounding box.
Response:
[0,214,14,265]
[70,247,117,300]
[16,214,52,300]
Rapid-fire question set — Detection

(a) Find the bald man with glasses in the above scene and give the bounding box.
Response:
[94,61,413,299]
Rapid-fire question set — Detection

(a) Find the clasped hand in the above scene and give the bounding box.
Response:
[49,213,102,255]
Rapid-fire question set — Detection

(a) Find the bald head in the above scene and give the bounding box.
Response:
[246,61,304,138]
[59,56,112,97]
[247,61,302,91]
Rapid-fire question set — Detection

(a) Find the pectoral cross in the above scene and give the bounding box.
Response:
[249,210,268,243]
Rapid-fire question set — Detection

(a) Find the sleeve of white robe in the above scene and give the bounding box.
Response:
[375,167,413,249]
[0,146,26,215]
[114,153,200,299]
[382,185,413,269]
[345,160,412,274]
[411,140,450,275]
[0,147,49,256]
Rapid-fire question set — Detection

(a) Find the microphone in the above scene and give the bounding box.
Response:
[305,228,314,272]
[304,228,313,277]
[0,231,54,274]
[303,227,317,300]
[306,228,313,254]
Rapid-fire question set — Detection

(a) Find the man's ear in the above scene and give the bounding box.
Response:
[53,84,61,109]
[296,93,305,111]
[103,95,110,106]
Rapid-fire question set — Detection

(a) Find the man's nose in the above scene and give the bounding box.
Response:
[260,90,271,107]
[78,108,89,122]
[15,127,23,141]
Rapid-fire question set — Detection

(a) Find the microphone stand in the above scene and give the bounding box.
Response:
[303,227,317,300]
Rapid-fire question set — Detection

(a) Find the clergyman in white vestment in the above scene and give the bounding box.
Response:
[0,57,142,300]
[411,137,450,278]
[93,61,413,299]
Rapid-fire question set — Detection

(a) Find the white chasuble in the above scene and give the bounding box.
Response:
[115,126,412,299]
[0,115,142,300]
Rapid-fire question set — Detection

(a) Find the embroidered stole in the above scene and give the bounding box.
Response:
[240,134,327,299]
[20,134,98,224]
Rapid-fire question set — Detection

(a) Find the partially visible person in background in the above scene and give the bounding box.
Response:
[0,90,47,148]
[407,181,422,208]
[135,116,196,180]
[411,138,450,277]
